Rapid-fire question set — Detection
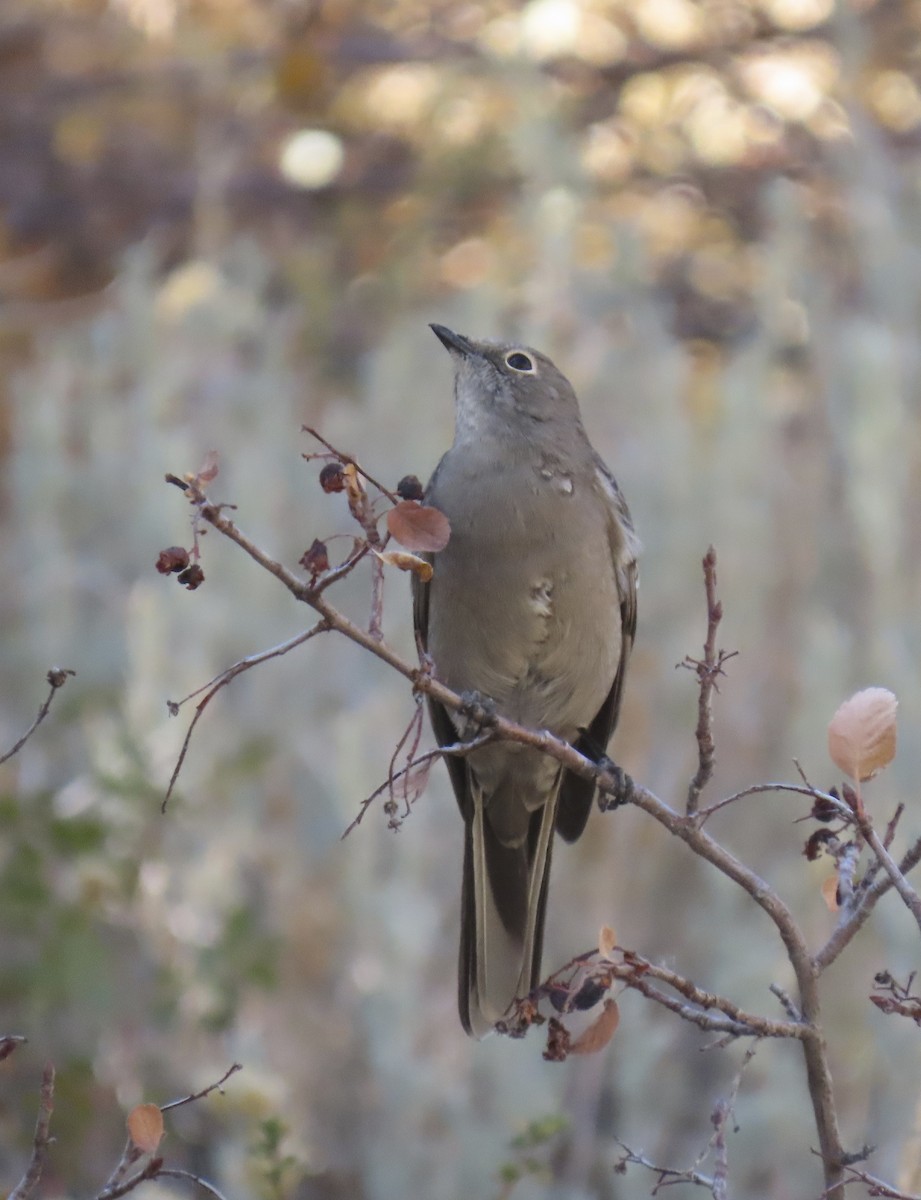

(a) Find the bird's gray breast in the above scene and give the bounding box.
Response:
[425,444,622,738]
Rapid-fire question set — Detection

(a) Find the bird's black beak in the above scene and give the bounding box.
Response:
[430,324,475,358]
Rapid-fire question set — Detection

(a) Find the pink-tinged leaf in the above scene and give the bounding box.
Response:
[402,757,434,805]
[828,687,898,783]
[569,999,620,1055]
[127,1103,164,1153]
[386,501,451,552]
[195,450,220,485]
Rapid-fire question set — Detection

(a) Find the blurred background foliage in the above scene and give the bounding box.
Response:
[2,0,921,1196]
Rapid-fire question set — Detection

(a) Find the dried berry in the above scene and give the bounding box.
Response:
[571,976,607,1011]
[804,828,836,861]
[156,546,190,574]
[176,564,205,591]
[396,474,424,501]
[319,462,346,493]
[812,792,839,822]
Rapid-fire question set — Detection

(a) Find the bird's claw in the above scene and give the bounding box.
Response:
[596,757,634,811]
[458,690,498,738]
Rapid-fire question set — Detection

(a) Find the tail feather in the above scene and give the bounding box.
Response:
[459,775,558,1037]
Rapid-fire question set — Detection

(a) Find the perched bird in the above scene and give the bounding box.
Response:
[413,325,638,1037]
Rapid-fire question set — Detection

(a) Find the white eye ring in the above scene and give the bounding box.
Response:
[505,351,535,373]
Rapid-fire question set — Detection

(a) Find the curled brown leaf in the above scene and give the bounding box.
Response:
[375,549,433,582]
[570,999,620,1055]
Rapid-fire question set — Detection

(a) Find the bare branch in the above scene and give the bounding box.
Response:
[680,548,736,815]
[697,782,848,825]
[857,818,921,937]
[814,836,921,973]
[95,1159,163,1200]
[618,955,804,1040]
[9,1063,55,1200]
[158,1169,231,1200]
[615,1141,716,1194]
[822,1165,921,1200]
[0,669,75,765]
[163,625,328,810]
[302,426,399,503]
[101,1063,242,1193]
[616,1043,757,1199]
[160,1062,243,1113]
[342,732,495,838]
[769,983,803,1022]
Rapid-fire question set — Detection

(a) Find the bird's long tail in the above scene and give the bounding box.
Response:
[459,776,559,1038]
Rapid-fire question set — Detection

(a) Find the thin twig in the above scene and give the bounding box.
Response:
[0,669,75,765]
[616,1044,757,1199]
[618,956,803,1040]
[163,625,328,810]
[95,1159,163,1200]
[770,982,803,1022]
[160,1062,243,1112]
[681,548,736,815]
[342,732,495,838]
[814,836,921,973]
[157,1169,231,1200]
[302,426,399,503]
[856,819,921,937]
[821,1166,921,1199]
[101,1063,243,1192]
[615,1141,716,1194]
[697,782,848,826]
[9,1063,55,1200]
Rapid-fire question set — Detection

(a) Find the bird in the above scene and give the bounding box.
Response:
[412,324,638,1037]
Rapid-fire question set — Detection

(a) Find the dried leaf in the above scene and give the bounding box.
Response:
[598,924,618,960]
[343,462,368,522]
[828,687,898,782]
[127,1103,164,1153]
[569,999,620,1055]
[156,546,190,575]
[386,501,451,552]
[821,873,840,913]
[375,549,433,582]
[300,538,329,577]
[195,450,220,485]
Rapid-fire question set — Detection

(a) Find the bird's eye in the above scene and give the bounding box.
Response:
[505,352,534,373]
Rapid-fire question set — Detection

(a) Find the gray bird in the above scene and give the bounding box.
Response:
[413,324,638,1038]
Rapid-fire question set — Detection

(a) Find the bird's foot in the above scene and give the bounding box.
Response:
[457,690,498,739]
[596,757,634,811]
